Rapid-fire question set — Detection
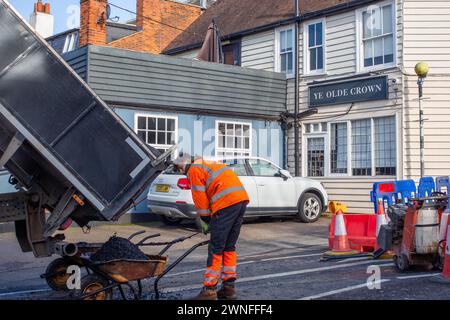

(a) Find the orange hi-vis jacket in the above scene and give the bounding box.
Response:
[187,159,249,216]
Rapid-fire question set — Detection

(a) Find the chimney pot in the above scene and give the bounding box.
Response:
[44,3,50,14]
[36,0,43,13]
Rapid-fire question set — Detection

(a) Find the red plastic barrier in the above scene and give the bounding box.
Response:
[328,213,377,253]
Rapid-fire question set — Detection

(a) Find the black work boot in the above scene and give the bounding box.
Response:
[217,283,237,300]
[193,287,218,300]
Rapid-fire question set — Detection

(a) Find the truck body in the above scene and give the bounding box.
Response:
[0,0,170,257]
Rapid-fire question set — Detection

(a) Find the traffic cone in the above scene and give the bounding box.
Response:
[439,211,449,244]
[373,200,394,259]
[322,209,361,260]
[431,224,450,284]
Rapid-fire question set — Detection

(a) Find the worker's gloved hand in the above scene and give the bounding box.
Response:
[199,215,211,235]
[200,220,210,235]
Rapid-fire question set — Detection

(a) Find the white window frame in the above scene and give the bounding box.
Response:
[304,18,326,75]
[303,133,328,178]
[303,115,397,178]
[215,120,252,158]
[275,25,296,79]
[62,32,78,54]
[134,113,178,152]
[327,121,351,177]
[356,0,397,73]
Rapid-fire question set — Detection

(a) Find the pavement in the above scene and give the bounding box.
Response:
[0,216,449,300]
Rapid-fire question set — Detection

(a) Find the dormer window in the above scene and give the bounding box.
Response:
[62,32,78,53]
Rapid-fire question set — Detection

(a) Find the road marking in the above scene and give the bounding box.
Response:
[162,259,392,293]
[298,266,441,300]
[337,256,372,263]
[299,280,390,300]
[165,252,323,278]
[396,273,440,280]
[260,253,323,262]
[0,288,50,297]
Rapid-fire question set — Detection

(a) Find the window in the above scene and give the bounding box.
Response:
[216,121,251,157]
[306,21,325,73]
[352,119,372,176]
[277,27,295,76]
[222,159,248,176]
[135,114,177,154]
[307,137,325,177]
[62,32,78,54]
[330,123,348,174]
[360,3,395,69]
[304,116,396,177]
[222,40,241,66]
[375,116,396,175]
[248,159,280,177]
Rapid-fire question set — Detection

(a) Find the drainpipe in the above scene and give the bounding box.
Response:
[294,0,300,176]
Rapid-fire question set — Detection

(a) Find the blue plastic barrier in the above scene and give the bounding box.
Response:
[435,176,450,211]
[418,177,436,198]
[371,181,398,213]
[396,179,417,203]
[371,179,416,213]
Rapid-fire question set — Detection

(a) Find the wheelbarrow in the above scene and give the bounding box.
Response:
[40,231,209,300]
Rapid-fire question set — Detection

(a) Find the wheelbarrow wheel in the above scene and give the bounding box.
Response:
[45,258,72,291]
[394,254,409,272]
[77,274,112,300]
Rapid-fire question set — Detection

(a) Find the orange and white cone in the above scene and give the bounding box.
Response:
[323,209,360,259]
[439,212,450,244]
[374,200,394,259]
[432,225,450,284]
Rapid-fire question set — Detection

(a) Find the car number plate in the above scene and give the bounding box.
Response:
[155,185,170,193]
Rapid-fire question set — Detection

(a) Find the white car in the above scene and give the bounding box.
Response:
[147,157,328,225]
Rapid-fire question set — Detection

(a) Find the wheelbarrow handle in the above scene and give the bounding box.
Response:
[157,232,200,256]
[128,230,146,241]
[154,240,209,300]
[136,233,161,245]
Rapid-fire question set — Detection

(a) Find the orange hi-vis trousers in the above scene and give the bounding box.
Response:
[204,201,247,288]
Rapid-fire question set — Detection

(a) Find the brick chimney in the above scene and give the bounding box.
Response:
[79,0,202,53]
[79,0,107,47]
[137,0,161,29]
[29,0,54,38]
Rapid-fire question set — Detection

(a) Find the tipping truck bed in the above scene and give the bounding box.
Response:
[0,0,171,257]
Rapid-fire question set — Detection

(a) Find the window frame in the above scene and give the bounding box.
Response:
[303,133,328,178]
[303,115,397,178]
[356,0,397,73]
[215,120,252,158]
[304,18,326,75]
[275,25,296,79]
[328,121,351,177]
[134,113,178,153]
[62,32,78,54]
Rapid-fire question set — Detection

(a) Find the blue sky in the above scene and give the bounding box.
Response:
[8,0,140,34]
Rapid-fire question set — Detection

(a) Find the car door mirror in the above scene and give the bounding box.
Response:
[279,169,292,180]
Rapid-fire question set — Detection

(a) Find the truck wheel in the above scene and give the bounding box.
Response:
[75,274,112,300]
[161,215,183,226]
[44,258,72,291]
[298,193,322,223]
[394,254,410,272]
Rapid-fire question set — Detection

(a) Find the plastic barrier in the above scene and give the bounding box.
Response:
[436,176,450,212]
[396,180,417,204]
[418,177,436,198]
[371,181,397,213]
[328,213,377,253]
[371,180,416,213]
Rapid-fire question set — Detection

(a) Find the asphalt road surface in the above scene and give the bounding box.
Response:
[0,216,449,300]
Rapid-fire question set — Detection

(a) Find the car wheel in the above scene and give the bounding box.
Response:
[161,215,183,226]
[298,193,322,223]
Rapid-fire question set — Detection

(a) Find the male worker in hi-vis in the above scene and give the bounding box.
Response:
[173,153,249,300]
